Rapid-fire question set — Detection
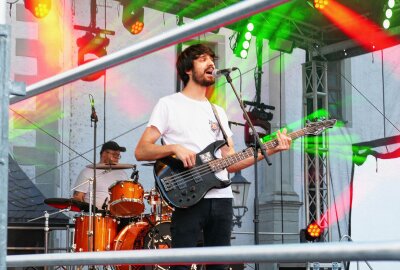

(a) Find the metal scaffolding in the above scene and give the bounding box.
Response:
[302,60,331,242]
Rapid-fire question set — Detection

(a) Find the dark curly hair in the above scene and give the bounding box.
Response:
[176,44,217,87]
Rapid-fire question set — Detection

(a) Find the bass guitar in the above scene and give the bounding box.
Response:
[154,119,336,208]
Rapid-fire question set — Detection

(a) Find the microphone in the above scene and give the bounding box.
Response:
[212,67,238,78]
[89,94,98,122]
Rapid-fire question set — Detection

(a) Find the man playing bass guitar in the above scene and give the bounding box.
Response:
[135,44,292,270]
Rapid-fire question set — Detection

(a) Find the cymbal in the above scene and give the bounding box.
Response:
[44,198,94,212]
[141,162,155,167]
[86,163,135,170]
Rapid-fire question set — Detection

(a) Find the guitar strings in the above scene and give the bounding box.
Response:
[162,139,282,188]
[162,140,279,189]
[162,122,328,190]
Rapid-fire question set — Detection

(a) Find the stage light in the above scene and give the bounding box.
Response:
[300,222,323,242]
[242,101,273,147]
[314,0,329,10]
[382,0,396,29]
[24,0,51,18]
[386,9,393,19]
[234,21,255,59]
[76,32,109,81]
[269,37,294,54]
[120,1,145,35]
[383,19,391,29]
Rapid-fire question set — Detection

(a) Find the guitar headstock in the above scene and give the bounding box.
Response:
[304,119,337,135]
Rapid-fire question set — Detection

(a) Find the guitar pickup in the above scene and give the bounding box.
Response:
[177,182,187,189]
[192,170,203,184]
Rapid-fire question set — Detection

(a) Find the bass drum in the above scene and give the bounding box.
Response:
[114,221,204,270]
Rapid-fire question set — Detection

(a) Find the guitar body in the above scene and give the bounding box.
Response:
[154,140,231,209]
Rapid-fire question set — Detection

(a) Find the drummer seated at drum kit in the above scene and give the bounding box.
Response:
[72,140,130,212]
[69,141,176,254]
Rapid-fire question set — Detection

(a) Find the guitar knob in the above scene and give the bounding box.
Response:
[190,186,196,192]
[181,190,188,196]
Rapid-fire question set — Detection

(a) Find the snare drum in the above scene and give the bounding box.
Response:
[109,180,145,217]
[73,213,117,252]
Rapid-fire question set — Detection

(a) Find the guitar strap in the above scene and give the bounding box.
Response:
[209,102,230,147]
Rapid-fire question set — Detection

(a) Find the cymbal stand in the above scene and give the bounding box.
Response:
[89,94,98,253]
[87,176,94,252]
[28,208,71,270]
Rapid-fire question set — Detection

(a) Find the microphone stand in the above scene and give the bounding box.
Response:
[222,72,272,270]
[89,95,98,253]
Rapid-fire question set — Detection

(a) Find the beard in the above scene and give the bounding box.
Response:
[192,68,215,87]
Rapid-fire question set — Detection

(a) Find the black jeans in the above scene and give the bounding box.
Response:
[170,198,233,270]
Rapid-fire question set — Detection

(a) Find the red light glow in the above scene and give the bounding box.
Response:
[319,0,399,51]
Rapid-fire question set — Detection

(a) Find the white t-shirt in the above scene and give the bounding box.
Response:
[74,167,128,209]
[148,92,234,198]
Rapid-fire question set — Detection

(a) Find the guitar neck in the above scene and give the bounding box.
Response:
[209,129,306,172]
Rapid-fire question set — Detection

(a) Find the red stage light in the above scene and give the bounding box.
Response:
[76,32,109,81]
[131,21,144,35]
[122,5,145,35]
[314,0,329,10]
[306,222,323,241]
[24,0,51,18]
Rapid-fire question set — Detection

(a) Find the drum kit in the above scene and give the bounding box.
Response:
[44,163,176,269]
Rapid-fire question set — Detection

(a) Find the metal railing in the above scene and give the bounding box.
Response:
[6,241,400,267]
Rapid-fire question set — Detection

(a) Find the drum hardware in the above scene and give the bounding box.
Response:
[28,207,72,270]
[86,163,135,170]
[72,175,97,252]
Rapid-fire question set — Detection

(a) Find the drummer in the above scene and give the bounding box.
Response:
[73,141,128,211]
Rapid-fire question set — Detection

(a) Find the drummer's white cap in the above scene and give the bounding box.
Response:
[100,141,126,154]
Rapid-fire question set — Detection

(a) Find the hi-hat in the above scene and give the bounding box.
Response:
[86,163,135,170]
[44,198,94,212]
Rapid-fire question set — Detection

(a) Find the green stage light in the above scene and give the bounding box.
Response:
[383,0,396,29]
[234,21,255,59]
